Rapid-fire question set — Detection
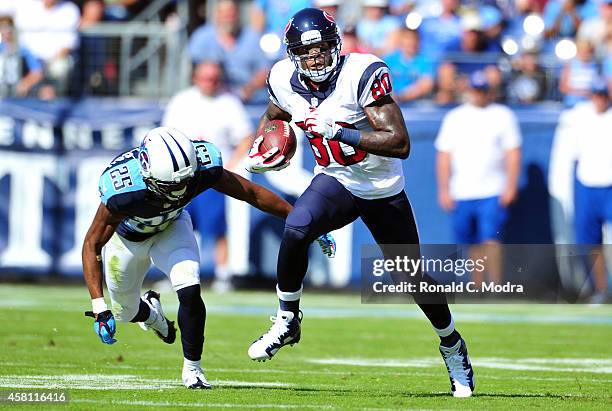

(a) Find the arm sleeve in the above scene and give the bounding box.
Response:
[501,109,522,150]
[434,114,455,152]
[357,62,393,107]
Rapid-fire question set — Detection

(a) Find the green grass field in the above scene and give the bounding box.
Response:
[0,284,611,410]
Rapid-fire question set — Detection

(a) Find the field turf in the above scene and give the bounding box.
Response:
[0,284,610,410]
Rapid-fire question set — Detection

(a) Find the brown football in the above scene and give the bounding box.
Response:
[258,120,297,163]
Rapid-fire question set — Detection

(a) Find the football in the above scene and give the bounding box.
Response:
[258,120,297,163]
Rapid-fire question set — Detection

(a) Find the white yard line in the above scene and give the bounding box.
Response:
[309,357,612,374]
[0,374,293,391]
[72,398,336,409]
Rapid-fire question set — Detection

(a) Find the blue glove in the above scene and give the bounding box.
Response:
[85,310,117,344]
[316,233,336,258]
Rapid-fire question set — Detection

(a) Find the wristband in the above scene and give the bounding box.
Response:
[337,127,361,146]
[91,297,108,314]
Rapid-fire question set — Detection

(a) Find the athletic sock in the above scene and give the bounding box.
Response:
[183,358,201,370]
[129,298,151,323]
[276,284,302,317]
[433,316,462,347]
[440,330,461,348]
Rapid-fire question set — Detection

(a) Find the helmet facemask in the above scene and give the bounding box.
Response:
[140,155,194,201]
[288,38,342,83]
[144,177,191,201]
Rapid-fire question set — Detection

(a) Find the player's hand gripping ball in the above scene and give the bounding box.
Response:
[304,110,341,140]
[245,120,296,173]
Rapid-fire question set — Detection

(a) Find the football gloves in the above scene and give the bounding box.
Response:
[304,110,341,141]
[316,233,336,258]
[245,135,290,173]
[85,310,117,345]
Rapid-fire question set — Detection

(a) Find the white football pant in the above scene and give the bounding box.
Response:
[103,211,200,322]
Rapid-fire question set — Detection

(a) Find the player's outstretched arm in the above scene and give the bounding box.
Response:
[359,95,410,159]
[82,203,123,300]
[214,169,292,219]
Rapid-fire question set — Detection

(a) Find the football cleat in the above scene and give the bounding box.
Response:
[248,310,302,361]
[138,290,176,344]
[182,366,212,389]
[439,338,475,398]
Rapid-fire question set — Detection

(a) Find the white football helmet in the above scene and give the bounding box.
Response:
[138,127,198,200]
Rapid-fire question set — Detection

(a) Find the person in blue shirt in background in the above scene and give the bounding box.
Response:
[188,0,270,102]
[384,28,434,102]
[0,15,43,98]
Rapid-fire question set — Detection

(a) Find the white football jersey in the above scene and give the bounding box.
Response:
[267,53,405,200]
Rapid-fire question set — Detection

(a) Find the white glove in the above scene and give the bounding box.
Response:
[303,111,340,140]
[245,136,290,173]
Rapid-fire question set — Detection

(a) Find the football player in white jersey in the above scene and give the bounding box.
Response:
[82,127,334,389]
[245,8,475,397]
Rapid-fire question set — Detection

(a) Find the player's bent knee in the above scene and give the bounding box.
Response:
[284,207,316,244]
[111,298,140,323]
[169,260,201,291]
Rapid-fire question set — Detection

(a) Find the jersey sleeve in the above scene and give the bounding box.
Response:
[266,71,282,108]
[266,59,294,112]
[193,140,224,191]
[357,60,393,107]
[98,157,147,214]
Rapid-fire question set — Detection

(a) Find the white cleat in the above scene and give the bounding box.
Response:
[182,366,212,389]
[138,290,176,344]
[439,338,475,398]
[248,310,302,361]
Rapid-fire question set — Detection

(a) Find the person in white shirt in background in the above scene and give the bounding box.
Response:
[163,60,254,292]
[14,0,80,96]
[564,80,611,303]
[435,70,522,289]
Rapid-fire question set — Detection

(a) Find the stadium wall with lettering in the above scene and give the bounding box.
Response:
[0,99,564,287]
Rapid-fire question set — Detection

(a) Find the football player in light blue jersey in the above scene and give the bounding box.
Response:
[82,127,335,389]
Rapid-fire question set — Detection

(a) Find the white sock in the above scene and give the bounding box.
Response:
[184,358,201,370]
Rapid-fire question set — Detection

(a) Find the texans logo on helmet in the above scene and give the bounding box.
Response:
[323,11,335,23]
[284,18,294,35]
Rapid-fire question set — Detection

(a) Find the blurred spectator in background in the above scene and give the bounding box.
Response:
[189,0,270,103]
[507,48,547,103]
[577,0,612,60]
[435,71,522,287]
[76,0,111,95]
[341,25,371,54]
[163,60,254,293]
[505,0,541,41]
[543,0,598,50]
[251,0,312,34]
[384,28,434,102]
[0,16,44,98]
[389,0,416,17]
[356,0,401,56]
[479,4,504,52]
[315,0,344,28]
[418,0,463,61]
[559,39,599,106]
[435,13,503,103]
[14,0,80,96]
[567,79,611,303]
